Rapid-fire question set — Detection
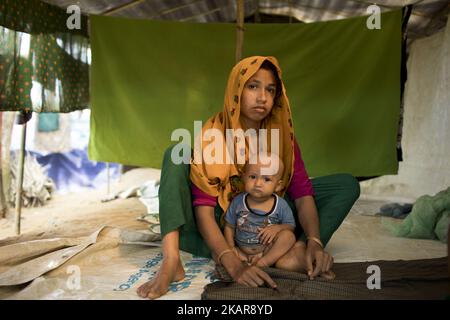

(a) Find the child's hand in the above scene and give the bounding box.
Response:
[257,225,281,245]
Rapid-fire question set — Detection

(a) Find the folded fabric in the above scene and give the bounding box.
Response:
[377,202,413,219]
[386,187,450,242]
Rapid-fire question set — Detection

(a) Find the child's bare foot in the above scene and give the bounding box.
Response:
[275,241,308,272]
[255,257,270,268]
[248,252,264,266]
[136,256,185,299]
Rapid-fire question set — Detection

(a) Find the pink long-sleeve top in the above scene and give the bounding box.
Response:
[191,139,314,207]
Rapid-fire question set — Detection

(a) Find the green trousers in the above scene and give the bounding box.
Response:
[159,145,360,258]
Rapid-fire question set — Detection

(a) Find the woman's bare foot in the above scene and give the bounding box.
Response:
[137,256,185,299]
[255,257,270,268]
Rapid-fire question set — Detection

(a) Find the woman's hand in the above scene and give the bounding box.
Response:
[223,250,277,288]
[305,240,334,280]
[230,262,278,289]
[293,196,334,279]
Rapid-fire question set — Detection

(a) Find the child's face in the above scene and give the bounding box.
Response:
[242,163,282,199]
[240,68,276,128]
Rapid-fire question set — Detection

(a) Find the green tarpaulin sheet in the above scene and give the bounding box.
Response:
[89,10,401,177]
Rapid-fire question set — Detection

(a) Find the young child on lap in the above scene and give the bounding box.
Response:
[224,153,296,268]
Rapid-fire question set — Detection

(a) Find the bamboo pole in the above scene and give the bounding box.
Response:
[289,0,293,24]
[102,0,146,16]
[235,0,245,63]
[0,112,5,218]
[106,162,110,195]
[0,177,4,218]
[14,121,27,235]
[254,0,261,23]
[1,113,14,219]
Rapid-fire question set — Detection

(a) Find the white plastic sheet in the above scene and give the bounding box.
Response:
[0,226,216,300]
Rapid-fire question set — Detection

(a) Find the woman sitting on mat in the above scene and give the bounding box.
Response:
[137,56,360,299]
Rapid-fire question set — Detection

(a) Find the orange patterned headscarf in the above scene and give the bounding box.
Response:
[190,56,296,218]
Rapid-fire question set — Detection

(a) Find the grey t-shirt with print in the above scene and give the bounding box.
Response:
[224,192,296,247]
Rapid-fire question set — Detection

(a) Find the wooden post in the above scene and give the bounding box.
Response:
[289,0,293,24]
[102,0,145,16]
[0,112,5,218]
[235,0,245,63]
[254,0,261,23]
[14,121,27,235]
[1,112,14,219]
[118,164,123,183]
[106,162,110,195]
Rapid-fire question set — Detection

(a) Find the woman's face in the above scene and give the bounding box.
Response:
[240,68,276,129]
